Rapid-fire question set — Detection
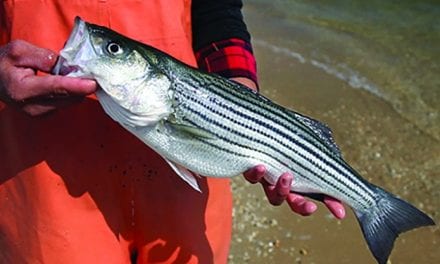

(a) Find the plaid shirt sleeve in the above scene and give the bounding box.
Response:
[195,38,258,88]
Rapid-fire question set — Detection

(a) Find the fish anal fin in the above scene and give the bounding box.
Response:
[164,159,202,192]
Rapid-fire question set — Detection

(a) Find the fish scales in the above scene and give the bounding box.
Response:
[53,17,435,264]
[170,71,377,208]
[181,71,377,200]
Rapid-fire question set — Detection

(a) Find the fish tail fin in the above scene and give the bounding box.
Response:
[355,187,435,264]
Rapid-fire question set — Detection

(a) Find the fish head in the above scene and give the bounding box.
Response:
[54,17,152,102]
[54,17,173,126]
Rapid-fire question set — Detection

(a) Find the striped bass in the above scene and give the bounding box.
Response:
[53,17,434,264]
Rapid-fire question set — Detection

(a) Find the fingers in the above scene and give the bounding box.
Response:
[262,172,292,206]
[21,75,96,99]
[244,165,346,218]
[14,75,95,116]
[1,40,97,115]
[287,193,318,216]
[3,40,58,72]
[243,164,266,184]
[244,167,295,206]
[286,193,345,218]
[5,72,96,103]
[2,40,96,100]
[323,196,346,219]
[244,166,317,214]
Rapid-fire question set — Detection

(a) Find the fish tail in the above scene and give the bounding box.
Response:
[355,186,435,264]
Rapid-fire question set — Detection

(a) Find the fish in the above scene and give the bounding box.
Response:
[53,17,435,264]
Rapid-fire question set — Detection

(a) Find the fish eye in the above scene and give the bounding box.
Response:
[106,42,123,55]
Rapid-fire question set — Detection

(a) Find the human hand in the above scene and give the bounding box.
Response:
[243,165,346,219]
[0,40,96,116]
[230,78,345,218]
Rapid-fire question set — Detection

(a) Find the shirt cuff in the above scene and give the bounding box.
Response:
[195,38,258,87]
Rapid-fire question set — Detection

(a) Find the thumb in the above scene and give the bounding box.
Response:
[22,75,97,98]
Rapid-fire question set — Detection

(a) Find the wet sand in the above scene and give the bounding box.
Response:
[229,4,440,264]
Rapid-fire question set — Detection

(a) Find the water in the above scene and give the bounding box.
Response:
[254,38,383,98]
[248,0,440,140]
[229,1,440,263]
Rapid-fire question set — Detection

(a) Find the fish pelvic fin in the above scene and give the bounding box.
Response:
[355,187,435,264]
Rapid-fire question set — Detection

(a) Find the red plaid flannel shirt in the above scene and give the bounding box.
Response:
[195,38,258,88]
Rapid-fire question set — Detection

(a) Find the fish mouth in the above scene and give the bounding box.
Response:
[52,59,79,76]
[52,17,89,76]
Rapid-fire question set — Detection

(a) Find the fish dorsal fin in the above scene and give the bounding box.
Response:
[164,158,202,192]
[294,112,342,157]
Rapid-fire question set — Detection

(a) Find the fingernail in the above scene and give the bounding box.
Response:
[80,80,97,93]
[336,208,345,219]
[281,177,291,187]
[82,79,96,86]
[306,202,317,213]
[257,165,266,174]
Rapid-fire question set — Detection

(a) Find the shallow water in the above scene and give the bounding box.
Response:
[245,0,440,141]
[229,1,439,263]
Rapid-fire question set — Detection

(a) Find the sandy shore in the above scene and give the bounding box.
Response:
[229,4,440,264]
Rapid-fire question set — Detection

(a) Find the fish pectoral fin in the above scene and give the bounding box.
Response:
[166,120,215,139]
[293,111,342,157]
[97,89,158,127]
[164,158,202,192]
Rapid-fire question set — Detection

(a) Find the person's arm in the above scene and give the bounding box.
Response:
[191,0,345,218]
[192,0,257,90]
[0,40,96,116]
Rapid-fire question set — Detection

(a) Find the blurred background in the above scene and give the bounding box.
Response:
[229,1,439,263]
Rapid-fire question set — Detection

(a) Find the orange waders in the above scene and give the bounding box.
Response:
[0,1,232,263]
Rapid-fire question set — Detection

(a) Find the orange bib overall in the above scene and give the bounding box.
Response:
[0,1,232,263]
